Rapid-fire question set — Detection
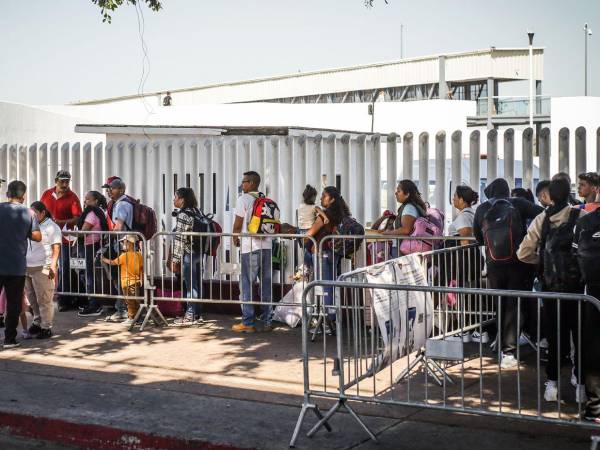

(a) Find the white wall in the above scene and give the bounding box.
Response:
[550,96,600,177]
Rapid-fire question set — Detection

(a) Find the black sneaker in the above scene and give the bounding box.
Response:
[36,328,52,340]
[78,307,103,317]
[3,340,20,349]
[27,324,42,336]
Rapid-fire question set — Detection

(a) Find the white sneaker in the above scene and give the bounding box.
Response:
[471,331,489,344]
[539,338,549,349]
[21,331,33,340]
[575,384,588,403]
[106,310,128,322]
[446,332,471,343]
[544,380,558,402]
[500,353,518,369]
[122,318,135,326]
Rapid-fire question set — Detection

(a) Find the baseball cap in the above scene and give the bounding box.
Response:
[108,178,126,190]
[102,176,121,189]
[56,170,71,180]
[119,235,139,244]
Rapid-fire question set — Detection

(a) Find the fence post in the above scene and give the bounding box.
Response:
[387,133,398,211]
[419,132,429,199]
[597,127,600,173]
[370,134,382,223]
[435,131,446,210]
[503,128,515,188]
[325,134,336,191]
[487,129,498,182]
[522,127,534,193]
[469,131,480,194]
[575,126,587,176]
[28,144,38,200]
[451,130,462,218]
[558,127,570,175]
[403,132,413,180]
[340,134,351,204]
[539,127,551,181]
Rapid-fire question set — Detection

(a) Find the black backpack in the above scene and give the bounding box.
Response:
[332,216,365,259]
[184,208,222,256]
[540,208,581,292]
[574,208,600,284]
[481,198,524,264]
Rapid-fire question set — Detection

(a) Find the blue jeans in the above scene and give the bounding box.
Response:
[240,249,272,326]
[321,250,341,320]
[183,253,204,318]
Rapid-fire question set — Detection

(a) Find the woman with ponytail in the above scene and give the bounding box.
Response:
[305,186,351,332]
[449,185,479,246]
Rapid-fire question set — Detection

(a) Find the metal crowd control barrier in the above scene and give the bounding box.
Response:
[336,242,492,387]
[138,232,319,331]
[56,230,149,330]
[309,235,478,340]
[290,279,600,447]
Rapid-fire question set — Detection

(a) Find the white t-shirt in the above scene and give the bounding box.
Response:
[448,207,475,237]
[234,193,272,254]
[297,203,317,230]
[26,219,62,268]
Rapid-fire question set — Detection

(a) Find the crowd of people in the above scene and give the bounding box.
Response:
[0,167,599,424]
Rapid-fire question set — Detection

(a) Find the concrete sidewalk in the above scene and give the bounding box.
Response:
[0,311,595,449]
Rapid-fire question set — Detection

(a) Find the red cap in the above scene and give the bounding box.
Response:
[102,176,120,188]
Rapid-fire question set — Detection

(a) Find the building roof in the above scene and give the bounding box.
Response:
[73,47,544,106]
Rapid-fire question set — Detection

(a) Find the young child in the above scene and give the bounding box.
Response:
[102,235,143,325]
[297,185,318,232]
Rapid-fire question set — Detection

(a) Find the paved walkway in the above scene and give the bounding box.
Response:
[0,311,595,449]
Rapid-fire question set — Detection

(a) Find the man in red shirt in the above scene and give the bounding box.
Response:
[41,170,83,311]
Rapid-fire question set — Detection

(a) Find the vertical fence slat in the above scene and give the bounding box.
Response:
[522,128,534,193]
[403,132,413,181]
[575,126,587,177]
[451,130,462,218]
[419,132,429,199]
[503,129,515,188]
[539,128,551,181]
[386,134,398,211]
[370,135,382,223]
[469,131,481,194]
[435,131,446,211]
[558,127,570,175]
[487,129,498,182]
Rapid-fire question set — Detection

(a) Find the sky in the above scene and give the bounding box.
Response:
[0,0,598,105]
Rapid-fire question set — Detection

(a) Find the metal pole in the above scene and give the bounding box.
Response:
[584,23,592,96]
[528,31,535,128]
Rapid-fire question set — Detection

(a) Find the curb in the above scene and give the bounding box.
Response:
[0,410,253,450]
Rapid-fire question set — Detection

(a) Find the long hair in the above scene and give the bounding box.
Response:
[175,187,198,210]
[30,201,53,221]
[398,180,427,212]
[322,186,351,226]
[87,191,107,210]
[455,185,479,206]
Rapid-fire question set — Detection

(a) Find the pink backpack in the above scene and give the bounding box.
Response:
[399,207,445,255]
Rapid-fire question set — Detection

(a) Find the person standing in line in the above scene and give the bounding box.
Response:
[449,185,479,246]
[24,202,62,340]
[105,178,134,322]
[517,179,587,403]
[0,181,42,348]
[473,178,543,369]
[577,172,599,205]
[305,186,352,332]
[231,171,273,334]
[78,191,110,317]
[573,204,600,424]
[535,181,552,208]
[169,187,205,326]
[40,170,82,311]
[102,235,143,327]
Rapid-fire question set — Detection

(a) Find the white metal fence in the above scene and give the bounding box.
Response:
[1,126,599,230]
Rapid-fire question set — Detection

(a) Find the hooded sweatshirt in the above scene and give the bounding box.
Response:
[473,179,544,267]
